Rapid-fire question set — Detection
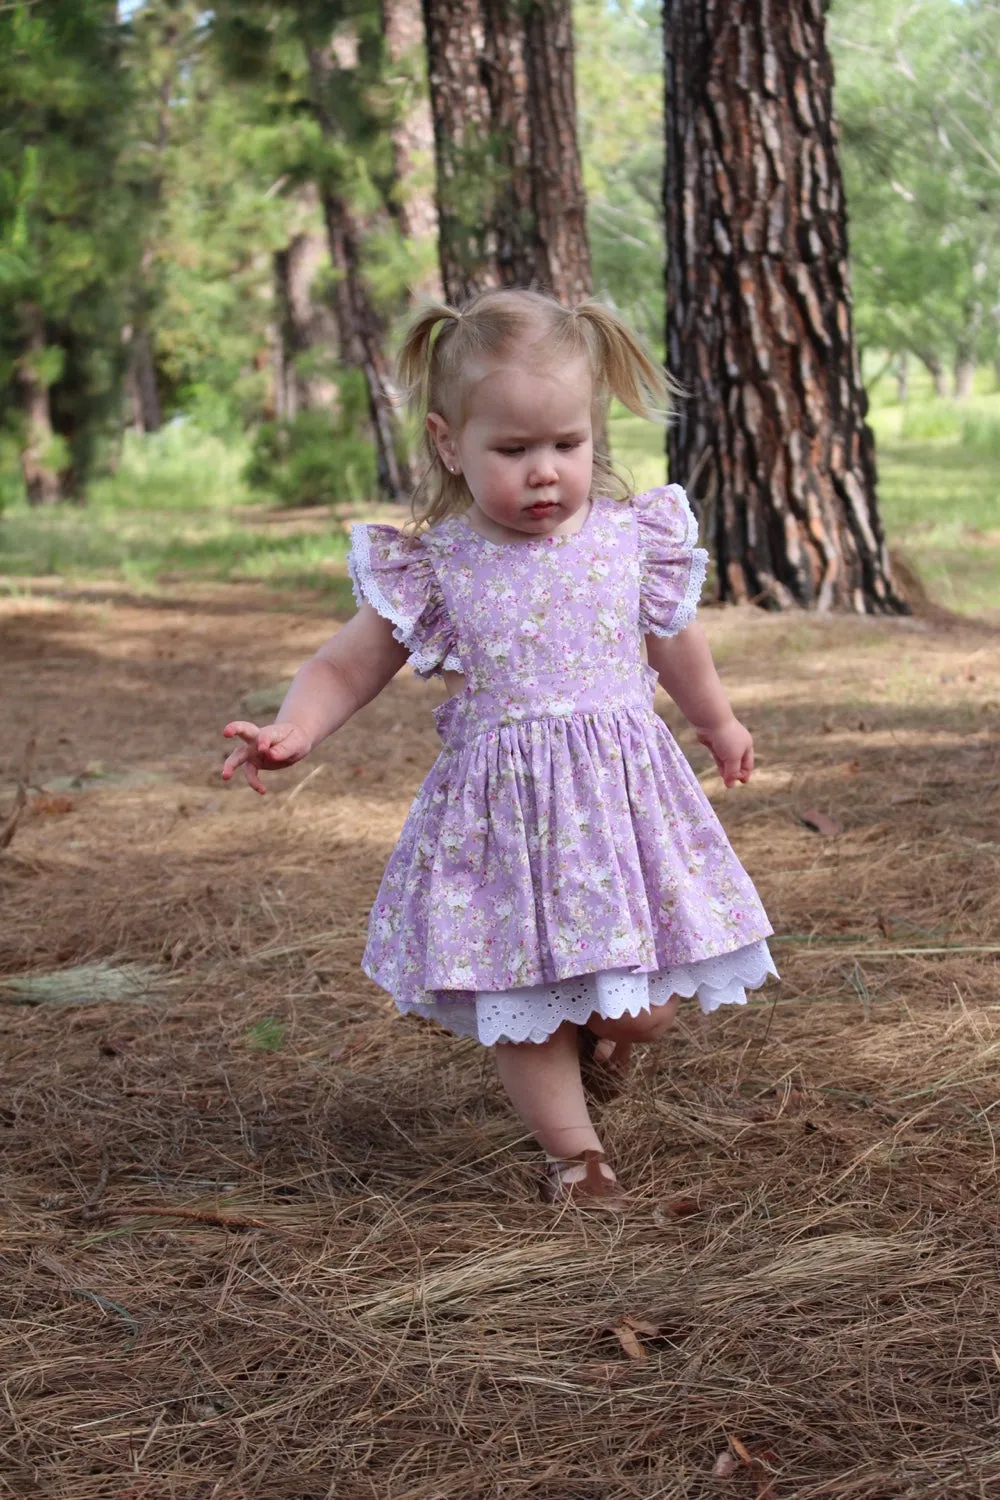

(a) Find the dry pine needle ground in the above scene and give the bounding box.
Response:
[1,583,999,1499]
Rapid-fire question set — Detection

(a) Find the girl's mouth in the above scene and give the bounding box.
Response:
[526,501,558,517]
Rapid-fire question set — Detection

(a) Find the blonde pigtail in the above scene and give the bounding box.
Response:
[397,302,461,415]
[572,302,682,421]
[396,302,471,533]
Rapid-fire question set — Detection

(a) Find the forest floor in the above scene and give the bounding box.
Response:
[2,574,999,1499]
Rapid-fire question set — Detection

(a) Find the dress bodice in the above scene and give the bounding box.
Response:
[348,487,707,742]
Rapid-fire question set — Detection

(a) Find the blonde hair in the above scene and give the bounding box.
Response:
[397,287,680,531]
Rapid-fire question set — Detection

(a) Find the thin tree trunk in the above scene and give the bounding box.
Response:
[664,0,905,614]
[521,0,591,304]
[320,188,411,503]
[124,323,162,434]
[273,229,338,421]
[18,304,63,506]
[383,0,440,263]
[479,0,534,288]
[895,349,909,405]
[953,352,976,400]
[915,348,948,399]
[307,46,411,502]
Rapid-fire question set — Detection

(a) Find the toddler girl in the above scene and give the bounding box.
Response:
[222,288,776,1206]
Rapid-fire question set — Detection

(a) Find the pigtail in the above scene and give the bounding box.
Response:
[572,302,682,420]
[396,301,469,532]
[397,302,462,416]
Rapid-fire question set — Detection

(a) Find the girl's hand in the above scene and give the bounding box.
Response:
[696,717,754,788]
[221,720,312,795]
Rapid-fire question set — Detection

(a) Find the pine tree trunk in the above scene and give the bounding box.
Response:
[663,0,905,614]
[895,349,909,405]
[915,348,948,399]
[320,188,412,503]
[521,0,591,304]
[273,230,338,421]
[479,0,534,288]
[307,46,412,503]
[422,0,591,307]
[953,353,976,401]
[18,304,63,506]
[383,0,440,267]
[124,323,162,434]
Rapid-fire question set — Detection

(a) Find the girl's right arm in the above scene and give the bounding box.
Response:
[221,603,408,794]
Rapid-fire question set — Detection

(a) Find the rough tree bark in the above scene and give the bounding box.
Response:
[18,304,63,505]
[421,0,590,307]
[422,0,523,301]
[664,0,905,613]
[521,0,591,305]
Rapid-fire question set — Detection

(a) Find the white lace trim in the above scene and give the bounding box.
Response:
[662,545,709,637]
[640,485,709,639]
[347,524,458,677]
[398,938,777,1046]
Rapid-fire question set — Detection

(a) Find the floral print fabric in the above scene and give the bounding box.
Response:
[347,486,774,1021]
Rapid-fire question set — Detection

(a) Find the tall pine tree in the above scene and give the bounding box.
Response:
[422,0,591,307]
[663,0,905,613]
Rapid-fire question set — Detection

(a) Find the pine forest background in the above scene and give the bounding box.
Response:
[1,0,998,619]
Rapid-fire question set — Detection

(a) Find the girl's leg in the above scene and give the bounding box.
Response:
[494,1021,612,1178]
[585,994,681,1070]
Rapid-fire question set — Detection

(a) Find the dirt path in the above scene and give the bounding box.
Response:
[2,585,999,1498]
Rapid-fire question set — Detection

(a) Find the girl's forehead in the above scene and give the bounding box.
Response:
[462,355,593,427]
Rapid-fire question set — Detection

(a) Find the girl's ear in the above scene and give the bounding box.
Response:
[426,412,461,474]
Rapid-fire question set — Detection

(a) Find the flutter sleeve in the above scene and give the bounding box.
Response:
[634,484,709,638]
[347,524,459,678]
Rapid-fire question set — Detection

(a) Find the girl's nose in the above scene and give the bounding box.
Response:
[528,454,559,485]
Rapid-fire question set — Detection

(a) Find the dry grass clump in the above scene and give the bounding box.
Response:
[1,590,999,1498]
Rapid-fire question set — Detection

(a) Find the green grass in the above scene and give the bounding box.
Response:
[2,386,997,619]
[609,382,1000,621]
[867,374,1000,619]
[0,423,354,602]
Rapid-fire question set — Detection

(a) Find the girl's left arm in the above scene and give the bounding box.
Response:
[645,622,753,787]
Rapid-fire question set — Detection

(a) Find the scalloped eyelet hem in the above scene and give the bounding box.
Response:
[397,938,778,1047]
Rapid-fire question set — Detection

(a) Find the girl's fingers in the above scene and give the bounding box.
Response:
[244,760,267,795]
[223,720,261,743]
[221,743,249,780]
[257,726,293,758]
[741,743,755,781]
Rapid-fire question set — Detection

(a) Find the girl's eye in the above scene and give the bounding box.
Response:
[556,441,582,451]
[497,447,525,456]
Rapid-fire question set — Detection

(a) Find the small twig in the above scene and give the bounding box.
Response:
[0,732,35,852]
[79,1154,111,1222]
[109,1204,277,1230]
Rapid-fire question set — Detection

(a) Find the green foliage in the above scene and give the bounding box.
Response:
[575,0,663,349]
[88,424,253,512]
[867,389,1000,617]
[830,0,1000,375]
[245,374,377,507]
[244,1016,287,1052]
[0,0,138,491]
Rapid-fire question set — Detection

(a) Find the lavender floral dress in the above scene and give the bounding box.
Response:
[348,486,776,1046]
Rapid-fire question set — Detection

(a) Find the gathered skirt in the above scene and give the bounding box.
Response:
[362,695,776,1045]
